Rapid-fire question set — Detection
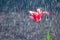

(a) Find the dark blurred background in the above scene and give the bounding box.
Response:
[0,0,60,40]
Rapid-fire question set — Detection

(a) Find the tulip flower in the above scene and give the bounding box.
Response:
[29,8,50,40]
[29,8,49,22]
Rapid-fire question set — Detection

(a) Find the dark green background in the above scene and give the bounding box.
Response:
[0,0,60,40]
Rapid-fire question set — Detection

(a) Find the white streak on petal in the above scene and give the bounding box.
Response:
[29,11,37,15]
[37,8,42,14]
[37,8,40,12]
[29,11,33,13]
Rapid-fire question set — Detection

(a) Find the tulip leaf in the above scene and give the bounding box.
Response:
[46,28,51,40]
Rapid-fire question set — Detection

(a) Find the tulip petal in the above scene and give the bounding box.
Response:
[29,11,36,15]
[37,8,42,14]
[29,16,34,20]
[43,11,49,15]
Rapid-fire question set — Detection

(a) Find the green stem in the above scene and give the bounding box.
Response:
[38,22,45,36]
[38,22,51,40]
